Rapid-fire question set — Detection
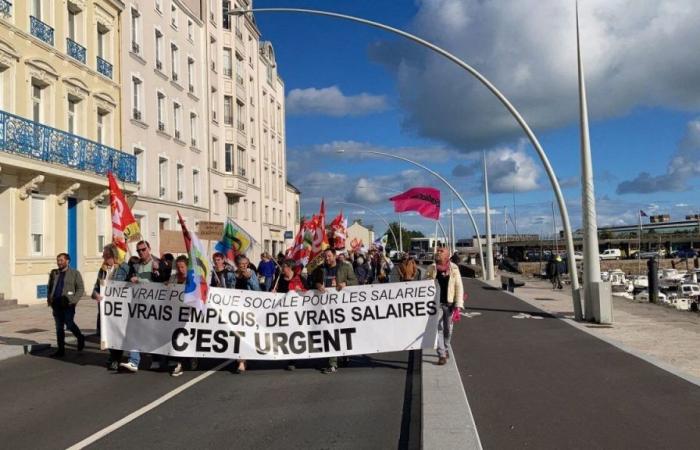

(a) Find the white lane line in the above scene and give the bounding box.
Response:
[66,360,231,450]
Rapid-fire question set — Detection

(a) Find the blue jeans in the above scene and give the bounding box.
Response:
[437,304,454,358]
[109,349,141,366]
[52,305,83,350]
[263,276,273,292]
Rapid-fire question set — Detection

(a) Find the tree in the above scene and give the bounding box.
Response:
[383,221,425,252]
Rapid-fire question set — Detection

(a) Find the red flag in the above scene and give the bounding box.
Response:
[310,200,329,258]
[389,187,441,220]
[330,211,347,250]
[287,219,310,265]
[108,171,140,263]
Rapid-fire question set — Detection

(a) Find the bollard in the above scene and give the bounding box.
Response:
[647,258,659,303]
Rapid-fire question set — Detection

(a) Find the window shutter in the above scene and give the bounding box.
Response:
[31,196,44,235]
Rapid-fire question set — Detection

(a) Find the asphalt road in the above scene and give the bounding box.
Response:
[0,343,416,450]
[455,279,700,450]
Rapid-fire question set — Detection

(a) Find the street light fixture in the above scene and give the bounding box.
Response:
[337,148,487,280]
[230,7,582,316]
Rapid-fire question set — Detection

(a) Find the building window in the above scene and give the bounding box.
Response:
[170,43,179,80]
[159,157,167,198]
[97,109,108,144]
[224,143,233,173]
[193,169,200,204]
[190,112,197,147]
[67,97,79,134]
[155,29,163,69]
[97,205,107,252]
[223,1,231,29]
[243,199,248,221]
[210,87,217,121]
[176,164,183,201]
[226,195,237,218]
[157,92,165,131]
[32,82,43,122]
[223,48,232,78]
[187,20,194,41]
[155,0,162,13]
[209,36,216,71]
[265,206,269,223]
[213,190,219,214]
[132,76,142,120]
[237,147,246,177]
[252,202,257,222]
[173,103,182,139]
[236,100,245,132]
[97,25,108,59]
[67,6,79,42]
[211,136,218,169]
[224,95,233,125]
[134,147,145,191]
[187,58,195,93]
[130,8,141,53]
[30,195,45,255]
[264,167,269,197]
[171,4,178,28]
[272,207,276,225]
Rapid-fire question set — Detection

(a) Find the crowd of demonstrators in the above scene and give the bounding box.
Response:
[47,253,86,358]
[426,247,465,365]
[47,240,464,375]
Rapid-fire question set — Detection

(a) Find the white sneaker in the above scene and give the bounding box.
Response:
[119,362,138,373]
[171,363,183,377]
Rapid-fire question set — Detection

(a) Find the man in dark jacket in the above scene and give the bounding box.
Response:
[47,253,85,357]
[310,248,358,373]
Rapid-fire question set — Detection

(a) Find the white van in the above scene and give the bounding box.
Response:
[600,249,622,260]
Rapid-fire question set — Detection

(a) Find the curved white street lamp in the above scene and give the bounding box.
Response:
[337,148,487,279]
[334,201,399,253]
[230,7,581,317]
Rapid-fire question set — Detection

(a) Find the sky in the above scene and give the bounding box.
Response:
[253,0,700,240]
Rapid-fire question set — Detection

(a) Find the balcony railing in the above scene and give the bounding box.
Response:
[30,16,54,46]
[156,60,163,70]
[0,109,136,183]
[237,121,245,132]
[132,41,140,53]
[235,28,243,41]
[236,74,244,86]
[0,0,12,17]
[237,167,246,177]
[132,109,142,121]
[189,84,195,94]
[191,138,197,147]
[97,56,112,79]
[224,68,233,78]
[66,38,86,63]
[174,130,181,139]
[177,190,183,201]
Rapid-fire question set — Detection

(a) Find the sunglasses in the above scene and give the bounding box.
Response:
[136,248,148,253]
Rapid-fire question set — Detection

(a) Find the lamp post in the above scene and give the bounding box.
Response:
[337,148,487,280]
[334,201,399,253]
[483,151,495,280]
[230,7,581,316]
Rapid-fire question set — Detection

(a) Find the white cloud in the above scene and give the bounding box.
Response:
[286,86,388,117]
[617,118,700,193]
[452,145,541,193]
[370,0,700,150]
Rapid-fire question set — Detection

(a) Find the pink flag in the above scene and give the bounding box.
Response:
[389,187,441,220]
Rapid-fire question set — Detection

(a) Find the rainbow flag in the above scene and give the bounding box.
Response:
[215,218,255,260]
[178,212,210,310]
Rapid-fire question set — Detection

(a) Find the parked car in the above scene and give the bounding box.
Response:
[637,249,665,259]
[599,249,622,260]
[671,248,698,259]
[634,290,668,303]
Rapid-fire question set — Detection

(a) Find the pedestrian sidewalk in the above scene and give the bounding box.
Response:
[490,271,700,383]
[0,299,98,360]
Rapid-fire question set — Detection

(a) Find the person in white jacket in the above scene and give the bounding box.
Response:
[426,246,465,365]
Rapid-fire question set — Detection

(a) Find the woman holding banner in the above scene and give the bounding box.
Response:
[273,259,306,371]
[426,246,464,366]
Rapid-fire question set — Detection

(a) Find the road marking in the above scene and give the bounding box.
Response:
[66,360,231,449]
[461,312,482,318]
[512,313,543,320]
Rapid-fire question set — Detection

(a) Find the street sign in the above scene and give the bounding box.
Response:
[36,284,48,299]
[197,221,224,240]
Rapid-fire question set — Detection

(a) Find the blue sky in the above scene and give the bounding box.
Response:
[254,0,700,239]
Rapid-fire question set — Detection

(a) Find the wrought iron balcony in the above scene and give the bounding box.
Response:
[30,16,54,46]
[66,38,86,63]
[0,109,136,183]
[96,56,112,79]
[0,0,12,18]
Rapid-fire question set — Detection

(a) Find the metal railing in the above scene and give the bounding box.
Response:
[132,109,142,121]
[0,109,136,182]
[237,121,245,132]
[236,74,244,86]
[66,37,86,63]
[96,56,112,79]
[0,0,12,17]
[156,60,163,70]
[132,41,140,53]
[30,16,54,46]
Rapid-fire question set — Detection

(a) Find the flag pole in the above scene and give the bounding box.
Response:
[638,210,642,275]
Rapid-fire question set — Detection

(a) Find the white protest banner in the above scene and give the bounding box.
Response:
[100,280,439,360]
